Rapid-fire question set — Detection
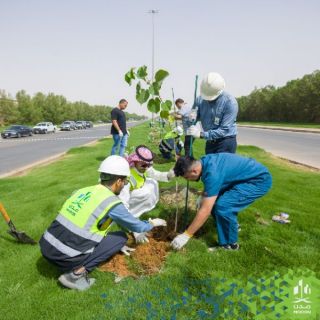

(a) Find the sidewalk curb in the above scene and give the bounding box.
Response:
[238,125,320,134]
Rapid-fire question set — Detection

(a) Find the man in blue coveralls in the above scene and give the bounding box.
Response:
[187,72,239,154]
[170,154,272,251]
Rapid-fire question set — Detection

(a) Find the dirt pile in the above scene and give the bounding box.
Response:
[99,230,171,278]
[99,187,198,279]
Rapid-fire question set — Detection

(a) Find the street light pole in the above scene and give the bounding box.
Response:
[148,9,158,122]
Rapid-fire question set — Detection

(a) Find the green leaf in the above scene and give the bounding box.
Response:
[161,100,172,111]
[147,97,161,113]
[136,88,150,105]
[149,82,161,96]
[155,69,169,83]
[160,110,169,119]
[136,82,141,94]
[136,65,148,80]
[125,68,136,85]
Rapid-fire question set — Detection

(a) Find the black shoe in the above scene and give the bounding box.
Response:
[208,243,240,252]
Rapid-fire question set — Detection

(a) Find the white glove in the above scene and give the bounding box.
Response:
[167,169,175,181]
[186,125,201,138]
[127,130,130,137]
[178,140,184,148]
[188,110,197,122]
[118,130,123,137]
[149,218,167,227]
[120,245,135,256]
[133,232,149,244]
[196,196,203,210]
[171,232,192,250]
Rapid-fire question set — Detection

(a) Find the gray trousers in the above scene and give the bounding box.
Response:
[43,231,127,273]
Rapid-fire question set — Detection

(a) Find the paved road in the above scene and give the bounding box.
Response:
[0,122,143,177]
[238,127,320,169]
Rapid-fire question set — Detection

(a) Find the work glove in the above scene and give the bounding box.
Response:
[171,232,192,250]
[188,110,197,122]
[149,218,167,227]
[127,130,130,137]
[120,245,136,256]
[178,140,184,149]
[167,169,175,181]
[133,232,149,244]
[196,195,203,210]
[186,125,201,139]
[118,130,123,137]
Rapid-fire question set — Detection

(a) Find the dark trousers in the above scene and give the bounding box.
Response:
[212,173,272,245]
[184,135,194,157]
[205,136,237,154]
[43,231,127,273]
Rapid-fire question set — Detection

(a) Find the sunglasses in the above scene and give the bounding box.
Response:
[120,177,130,185]
[139,163,151,168]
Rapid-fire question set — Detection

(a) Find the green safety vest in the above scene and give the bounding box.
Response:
[164,131,179,140]
[59,184,121,237]
[129,168,147,191]
[43,185,122,257]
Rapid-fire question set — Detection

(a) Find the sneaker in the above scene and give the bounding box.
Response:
[58,270,96,291]
[208,243,240,252]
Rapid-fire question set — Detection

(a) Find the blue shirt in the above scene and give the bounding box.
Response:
[200,153,270,197]
[196,91,238,140]
[177,104,192,133]
[99,203,153,233]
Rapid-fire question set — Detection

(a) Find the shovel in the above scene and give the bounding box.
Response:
[0,202,37,244]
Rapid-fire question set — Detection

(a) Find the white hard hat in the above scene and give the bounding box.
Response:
[174,126,183,136]
[98,155,130,177]
[200,72,225,101]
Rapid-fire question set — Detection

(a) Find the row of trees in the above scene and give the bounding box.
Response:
[0,90,146,126]
[237,70,320,123]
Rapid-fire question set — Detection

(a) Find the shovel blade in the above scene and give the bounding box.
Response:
[7,230,37,245]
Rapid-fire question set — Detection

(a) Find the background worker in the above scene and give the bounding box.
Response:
[159,126,184,159]
[170,154,272,251]
[119,145,175,244]
[187,72,239,154]
[111,99,129,156]
[172,98,194,157]
[39,155,167,291]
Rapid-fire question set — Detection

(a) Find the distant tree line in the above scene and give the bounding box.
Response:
[237,70,320,123]
[0,90,147,126]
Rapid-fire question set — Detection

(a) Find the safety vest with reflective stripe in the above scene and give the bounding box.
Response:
[129,168,147,191]
[43,185,121,257]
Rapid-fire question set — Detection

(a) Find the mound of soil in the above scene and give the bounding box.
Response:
[99,229,172,278]
[99,186,198,279]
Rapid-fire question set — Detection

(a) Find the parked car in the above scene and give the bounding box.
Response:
[85,121,93,128]
[33,122,56,134]
[1,125,33,139]
[60,121,76,131]
[75,121,84,129]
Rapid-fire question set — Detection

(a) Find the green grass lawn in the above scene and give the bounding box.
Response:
[0,123,319,319]
[238,121,320,129]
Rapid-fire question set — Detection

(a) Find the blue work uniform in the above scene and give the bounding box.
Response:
[200,153,272,245]
[196,92,238,154]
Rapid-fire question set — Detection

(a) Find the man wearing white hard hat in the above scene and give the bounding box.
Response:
[187,72,238,154]
[39,155,167,291]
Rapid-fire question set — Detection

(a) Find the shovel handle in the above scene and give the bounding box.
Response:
[0,202,11,223]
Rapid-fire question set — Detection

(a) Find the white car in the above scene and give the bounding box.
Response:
[33,122,56,134]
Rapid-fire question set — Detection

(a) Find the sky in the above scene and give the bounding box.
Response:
[0,0,319,116]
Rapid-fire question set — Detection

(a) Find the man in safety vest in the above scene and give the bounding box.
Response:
[39,155,167,291]
[119,145,175,244]
[158,126,184,159]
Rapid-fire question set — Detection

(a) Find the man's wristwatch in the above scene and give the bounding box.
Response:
[200,132,205,139]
